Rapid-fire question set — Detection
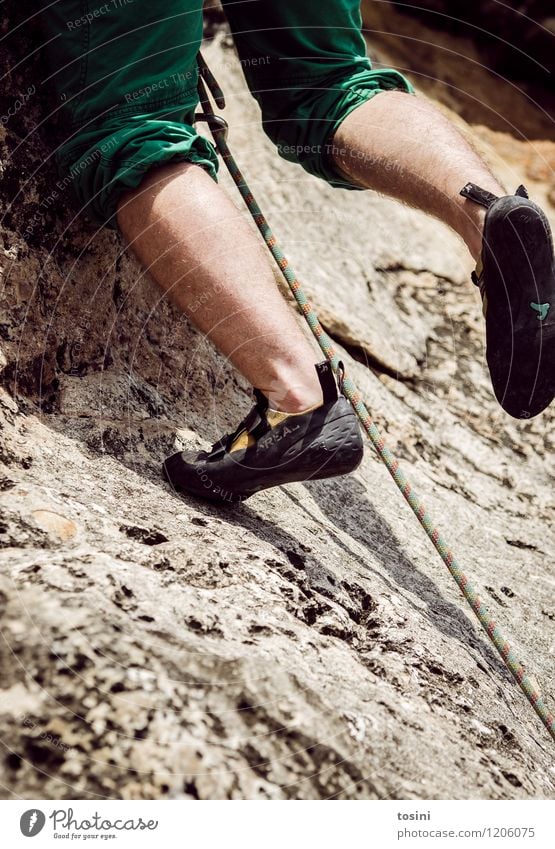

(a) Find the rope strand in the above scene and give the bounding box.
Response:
[196,65,554,743]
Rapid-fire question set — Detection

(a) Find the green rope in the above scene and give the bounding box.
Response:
[196,58,554,743]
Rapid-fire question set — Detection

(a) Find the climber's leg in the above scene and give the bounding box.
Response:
[39,0,364,500]
[121,162,364,502]
[329,92,504,263]
[116,161,323,412]
[221,0,500,263]
[222,0,555,420]
[328,93,555,419]
[38,1,323,412]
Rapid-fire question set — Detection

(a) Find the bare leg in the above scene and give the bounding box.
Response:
[116,162,322,412]
[331,91,505,262]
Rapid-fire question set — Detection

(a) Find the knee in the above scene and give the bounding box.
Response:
[258,67,414,187]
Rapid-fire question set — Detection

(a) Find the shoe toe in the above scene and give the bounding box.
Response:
[490,327,555,418]
[162,450,197,490]
[482,197,555,418]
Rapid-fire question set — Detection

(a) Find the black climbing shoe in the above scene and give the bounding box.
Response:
[461,182,555,419]
[163,361,364,504]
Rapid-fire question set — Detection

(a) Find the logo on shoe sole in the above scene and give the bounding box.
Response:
[530,301,550,320]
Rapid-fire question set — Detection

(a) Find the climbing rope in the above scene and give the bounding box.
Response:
[196,54,554,742]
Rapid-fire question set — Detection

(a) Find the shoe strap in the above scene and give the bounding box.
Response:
[460,182,499,209]
[460,182,530,208]
[237,397,271,437]
[316,360,339,404]
[213,401,269,455]
[252,387,269,412]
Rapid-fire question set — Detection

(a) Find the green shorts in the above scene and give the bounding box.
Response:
[39,1,413,228]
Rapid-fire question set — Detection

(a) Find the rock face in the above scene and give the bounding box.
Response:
[362,1,555,141]
[389,0,554,84]
[1,12,554,800]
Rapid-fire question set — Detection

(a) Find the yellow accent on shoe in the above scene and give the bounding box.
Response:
[228,402,321,453]
[228,430,257,453]
[266,403,321,425]
[474,257,487,317]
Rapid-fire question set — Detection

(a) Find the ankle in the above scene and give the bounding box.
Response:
[267,384,324,413]
[262,369,324,413]
[456,176,505,263]
[456,201,486,264]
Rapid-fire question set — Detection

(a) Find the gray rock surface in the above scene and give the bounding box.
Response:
[0,20,554,799]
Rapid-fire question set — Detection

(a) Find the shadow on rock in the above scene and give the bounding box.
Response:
[297,475,511,681]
